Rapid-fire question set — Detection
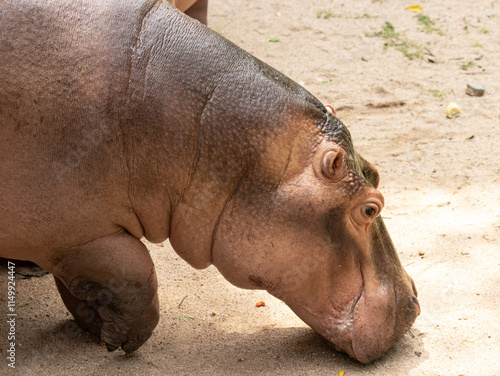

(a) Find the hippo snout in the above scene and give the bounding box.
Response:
[346,288,420,364]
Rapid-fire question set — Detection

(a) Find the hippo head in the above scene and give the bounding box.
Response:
[210,105,420,364]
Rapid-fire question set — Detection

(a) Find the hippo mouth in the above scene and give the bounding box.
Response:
[323,291,365,361]
[299,286,420,364]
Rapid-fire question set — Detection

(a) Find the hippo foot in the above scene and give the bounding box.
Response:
[55,276,103,335]
[48,232,160,352]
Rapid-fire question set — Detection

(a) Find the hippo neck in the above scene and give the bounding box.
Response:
[123,2,327,267]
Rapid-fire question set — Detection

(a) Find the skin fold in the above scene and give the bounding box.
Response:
[0,0,419,363]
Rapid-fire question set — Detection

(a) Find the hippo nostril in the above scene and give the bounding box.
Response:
[412,297,421,316]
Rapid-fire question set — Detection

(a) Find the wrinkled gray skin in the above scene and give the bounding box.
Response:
[0,0,420,364]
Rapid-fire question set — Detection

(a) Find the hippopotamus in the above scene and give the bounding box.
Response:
[0,0,420,364]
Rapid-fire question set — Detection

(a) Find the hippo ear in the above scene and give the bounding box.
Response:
[325,104,336,116]
[313,144,346,182]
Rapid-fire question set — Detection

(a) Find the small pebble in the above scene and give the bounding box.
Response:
[446,102,461,118]
[466,82,486,97]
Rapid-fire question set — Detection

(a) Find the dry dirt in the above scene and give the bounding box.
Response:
[1,0,499,375]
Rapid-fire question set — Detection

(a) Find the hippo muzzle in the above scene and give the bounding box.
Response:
[274,215,420,364]
[334,219,420,363]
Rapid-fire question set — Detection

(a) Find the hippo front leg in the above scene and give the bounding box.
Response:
[44,232,159,352]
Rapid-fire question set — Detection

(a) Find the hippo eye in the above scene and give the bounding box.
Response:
[353,202,382,226]
[353,192,384,226]
[365,206,376,217]
[361,203,380,221]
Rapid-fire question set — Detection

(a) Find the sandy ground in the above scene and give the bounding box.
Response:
[1,0,499,375]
